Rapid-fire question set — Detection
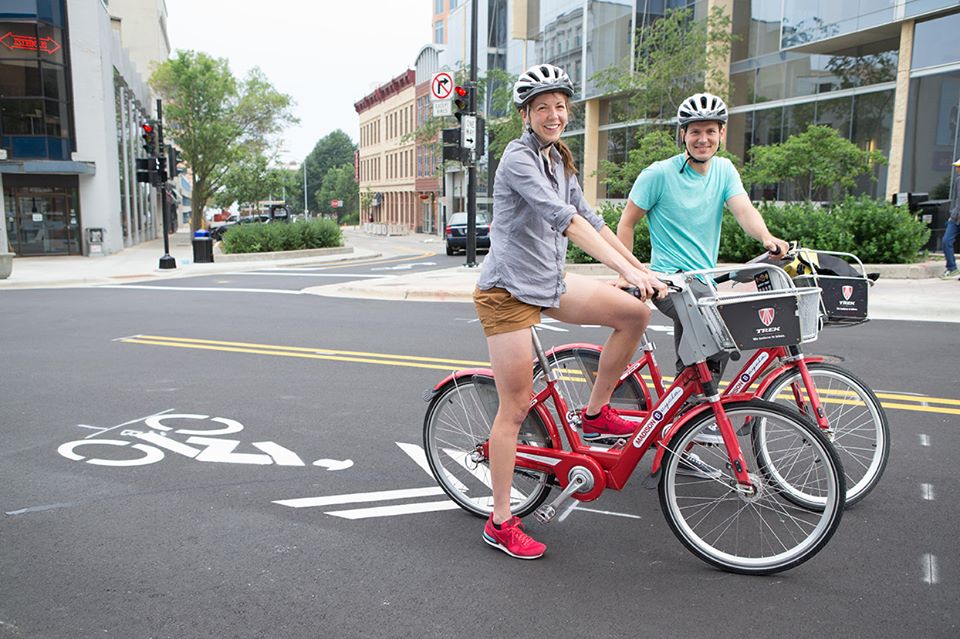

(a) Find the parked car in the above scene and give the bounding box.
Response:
[445,211,491,256]
[209,214,271,241]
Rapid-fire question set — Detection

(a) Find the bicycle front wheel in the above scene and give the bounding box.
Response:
[532,346,650,414]
[760,362,889,506]
[658,400,845,575]
[423,374,554,519]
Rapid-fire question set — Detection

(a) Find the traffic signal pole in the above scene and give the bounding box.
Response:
[156,98,176,270]
[465,0,478,268]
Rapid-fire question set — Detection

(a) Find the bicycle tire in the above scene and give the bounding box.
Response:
[532,346,650,415]
[422,374,554,519]
[658,399,845,575]
[759,362,889,506]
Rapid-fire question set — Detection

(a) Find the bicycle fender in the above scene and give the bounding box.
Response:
[430,368,494,392]
[650,394,754,474]
[543,343,603,357]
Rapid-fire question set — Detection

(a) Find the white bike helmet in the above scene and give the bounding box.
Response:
[512,64,574,109]
[677,92,728,127]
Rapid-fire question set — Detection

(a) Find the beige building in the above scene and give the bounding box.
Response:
[108,0,171,83]
[355,70,420,234]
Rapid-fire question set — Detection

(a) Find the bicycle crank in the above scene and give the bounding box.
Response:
[534,466,595,524]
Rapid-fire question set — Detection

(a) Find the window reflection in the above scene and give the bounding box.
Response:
[903,73,960,194]
[912,12,960,70]
[584,0,633,99]
[537,0,584,94]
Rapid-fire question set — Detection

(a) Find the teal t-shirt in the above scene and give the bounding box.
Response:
[628,154,746,273]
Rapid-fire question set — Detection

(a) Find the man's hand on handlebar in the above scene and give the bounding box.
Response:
[763,237,791,259]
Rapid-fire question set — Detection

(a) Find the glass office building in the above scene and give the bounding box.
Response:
[433,0,960,206]
[1,0,161,257]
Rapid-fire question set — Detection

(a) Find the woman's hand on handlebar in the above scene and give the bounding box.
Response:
[620,269,670,302]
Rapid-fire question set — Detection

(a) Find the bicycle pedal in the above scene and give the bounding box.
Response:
[556,499,580,522]
[582,434,624,445]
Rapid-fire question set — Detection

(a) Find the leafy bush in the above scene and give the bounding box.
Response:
[220,218,342,254]
[568,196,929,265]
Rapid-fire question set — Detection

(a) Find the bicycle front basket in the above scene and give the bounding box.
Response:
[795,274,869,324]
[700,288,820,351]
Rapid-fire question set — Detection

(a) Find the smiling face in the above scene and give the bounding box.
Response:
[522,92,569,144]
[681,120,725,163]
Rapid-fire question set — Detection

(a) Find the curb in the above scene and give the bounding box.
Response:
[212,246,353,262]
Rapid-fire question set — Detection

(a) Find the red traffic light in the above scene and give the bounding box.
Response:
[141,123,153,133]
[454,86,467,97]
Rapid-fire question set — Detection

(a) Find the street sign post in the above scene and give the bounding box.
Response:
[461,114,477,150]
[430,72,453,102]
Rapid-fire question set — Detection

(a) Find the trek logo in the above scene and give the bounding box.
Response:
[758,307,775,326]
[633,387,684,448]
[842,285,853,300]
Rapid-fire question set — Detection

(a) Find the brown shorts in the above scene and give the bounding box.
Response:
[473,286,542,337]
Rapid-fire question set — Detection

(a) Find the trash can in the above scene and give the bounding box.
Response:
[916,199,950,252]
[192,229,214,263]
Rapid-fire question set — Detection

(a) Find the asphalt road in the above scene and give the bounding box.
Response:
[1,251,957,638]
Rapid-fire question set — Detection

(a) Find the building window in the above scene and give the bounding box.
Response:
[434,19,444,44]
[0,17,72,160]
[435,0,444,14]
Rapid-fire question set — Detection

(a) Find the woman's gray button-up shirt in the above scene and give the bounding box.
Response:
[476,130,605,308]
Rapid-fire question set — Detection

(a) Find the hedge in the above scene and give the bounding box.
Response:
[567,196,930,265]
[220,218,343,254]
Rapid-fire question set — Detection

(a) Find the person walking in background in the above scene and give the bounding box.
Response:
[940,158,960,280]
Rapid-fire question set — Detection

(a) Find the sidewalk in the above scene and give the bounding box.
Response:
[2,228,958,323]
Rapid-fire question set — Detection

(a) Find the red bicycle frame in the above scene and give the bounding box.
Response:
[546,342,831,433]
[480,359,756,503]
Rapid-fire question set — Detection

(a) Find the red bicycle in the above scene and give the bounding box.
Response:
[423,273,845,575]
[535,252,889,506]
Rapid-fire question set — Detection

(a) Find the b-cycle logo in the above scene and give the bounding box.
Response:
[633,387,684,448]
[758,307,775,326]
[728,351,770,394]
[842,285,853,300]
[58,411,353,470]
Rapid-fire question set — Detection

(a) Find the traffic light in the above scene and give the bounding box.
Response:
[453,85,468,122]
[141,121,158,156]
[441,126,465,163]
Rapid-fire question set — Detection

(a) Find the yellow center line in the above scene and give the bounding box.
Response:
[119,335,960,414]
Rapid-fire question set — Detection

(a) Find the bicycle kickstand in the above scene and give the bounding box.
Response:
[534,467,595,524]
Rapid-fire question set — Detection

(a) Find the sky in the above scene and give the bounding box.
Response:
[163,0,433,164]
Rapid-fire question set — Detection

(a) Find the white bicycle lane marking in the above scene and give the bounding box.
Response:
[58,410,353,470]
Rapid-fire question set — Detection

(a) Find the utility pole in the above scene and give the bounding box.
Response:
[156,98,176,270]
[465,0,479,268]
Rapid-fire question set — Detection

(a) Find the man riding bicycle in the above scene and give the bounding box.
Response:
[616,92,789,442]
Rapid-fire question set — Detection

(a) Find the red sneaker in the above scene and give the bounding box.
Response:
[482,515,546,559]
[581,404,636,439]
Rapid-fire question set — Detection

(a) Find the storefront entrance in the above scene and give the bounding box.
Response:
[3,176,81,256]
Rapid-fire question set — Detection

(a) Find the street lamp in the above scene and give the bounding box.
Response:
[303,161,308,219]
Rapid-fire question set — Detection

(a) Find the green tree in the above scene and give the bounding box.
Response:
[314,163,358,222]
[742,125,887,202]
[593,6,735,122]
[151,50,297,230]
[214,150,292,211]
[304,130,356,213]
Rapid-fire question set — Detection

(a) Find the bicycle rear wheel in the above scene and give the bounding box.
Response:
[532,346,650,414]
[760,362,889,506]
[658,399,845,575]
[422,374,554,519]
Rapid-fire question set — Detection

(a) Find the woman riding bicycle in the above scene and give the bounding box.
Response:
[474,64,666,559]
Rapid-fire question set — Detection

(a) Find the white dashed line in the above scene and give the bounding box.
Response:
[919,434,931,447]
[921,483,935,501]
[922,554,940,584]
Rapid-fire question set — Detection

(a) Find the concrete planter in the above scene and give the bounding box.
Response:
[0,252,12,280]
